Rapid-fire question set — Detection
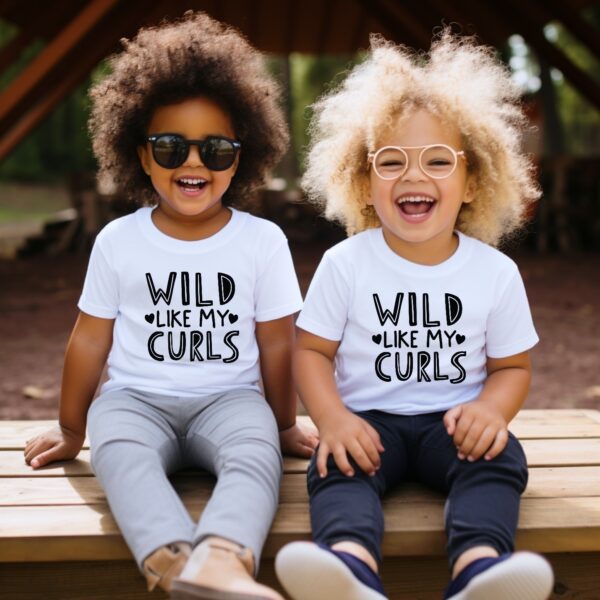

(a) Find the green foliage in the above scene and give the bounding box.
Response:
[289,53,363,169]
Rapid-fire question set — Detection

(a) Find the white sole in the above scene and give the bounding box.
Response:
[275,542,387,600]
[448,552,554,600]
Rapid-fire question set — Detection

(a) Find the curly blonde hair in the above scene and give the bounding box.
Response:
[302,31,540,245]
[89,11,288,206]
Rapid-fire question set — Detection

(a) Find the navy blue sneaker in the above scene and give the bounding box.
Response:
[444,552,554,599]
[275,542,387,600]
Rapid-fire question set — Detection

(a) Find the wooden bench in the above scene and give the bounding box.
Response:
[1,409,600,599]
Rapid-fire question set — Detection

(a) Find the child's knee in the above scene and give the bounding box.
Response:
[90,438,163,475]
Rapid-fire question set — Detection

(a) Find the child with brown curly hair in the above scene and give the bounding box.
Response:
[275,32,554,600]
[24,12,317,600]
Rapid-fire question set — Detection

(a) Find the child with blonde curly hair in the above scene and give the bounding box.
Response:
[24,12,317,600]
[275,32,554,600]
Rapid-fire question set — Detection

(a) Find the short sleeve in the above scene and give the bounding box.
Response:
[254,239,303,322]
[296,252,351,341]
[486,267,538,358]
[77,237,119,319]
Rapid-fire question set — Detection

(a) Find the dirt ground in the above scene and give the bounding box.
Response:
[0,239,599,419]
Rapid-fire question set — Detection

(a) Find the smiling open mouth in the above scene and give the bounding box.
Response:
[176,177,208,192]
[397,195,436,216]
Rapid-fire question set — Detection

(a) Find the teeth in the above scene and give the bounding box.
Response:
[397,196,435,204]
[178,177,206,185]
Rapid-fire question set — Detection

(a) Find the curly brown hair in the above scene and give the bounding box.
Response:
[89,11,288,206]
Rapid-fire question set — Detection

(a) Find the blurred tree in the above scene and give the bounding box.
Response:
[548,7,600,156]
[507,11,599,159]
[289,53,362,173]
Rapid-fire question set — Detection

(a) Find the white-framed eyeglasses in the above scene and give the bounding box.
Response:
[368,144,466,180]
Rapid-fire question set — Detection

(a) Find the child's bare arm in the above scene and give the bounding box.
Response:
[444,351,531,462]
[294,329,384,478]
[24,312,114,468]
[256,316,318,458]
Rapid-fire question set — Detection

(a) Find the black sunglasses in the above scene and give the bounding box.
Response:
[146,133,241,171]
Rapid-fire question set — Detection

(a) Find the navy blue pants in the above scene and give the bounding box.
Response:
[308,410,528,569]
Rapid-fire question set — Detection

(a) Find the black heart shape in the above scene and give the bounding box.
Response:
[228,313,239,324]
[456,334,465,344]
[144,313,155,324]
[372,334,382,345]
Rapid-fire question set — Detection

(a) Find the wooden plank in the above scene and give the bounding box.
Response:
[584,409,600,426]
[2,467,598,507]
[525,466,600,498]
[3,411,599,448]
[0,421,83,450]
[0,451,94,477]
[0,450,310,476]
[1,445,585,478]
[0,474,213,507]
[1,496,599,562]
[522,438,600,467]
[4,437,600,478]
[509,410,600,439]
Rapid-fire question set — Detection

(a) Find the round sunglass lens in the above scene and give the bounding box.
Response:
[153,135,187,168]
[202,137,236,171]
[421,145,456,178]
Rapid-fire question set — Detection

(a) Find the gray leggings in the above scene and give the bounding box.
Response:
[87,387,282,570]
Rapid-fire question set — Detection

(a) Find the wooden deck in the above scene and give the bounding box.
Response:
[1,410,600,599]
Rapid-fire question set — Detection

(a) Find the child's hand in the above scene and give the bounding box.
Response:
[317,410,384,478]
[24,425,85,469]
[444,401,508,462]
[279,421,319,458]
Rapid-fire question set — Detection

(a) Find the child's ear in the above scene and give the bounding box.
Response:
[137,145,151,175]
[463,176,476,204]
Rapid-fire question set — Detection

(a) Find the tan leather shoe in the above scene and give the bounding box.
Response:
[171,539,283,599]
[143,542,192,592]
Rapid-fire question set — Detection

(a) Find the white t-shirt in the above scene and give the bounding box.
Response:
[79,207,303,397]
[297,229,538,415]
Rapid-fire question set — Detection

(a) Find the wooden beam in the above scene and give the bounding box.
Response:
[0,2,86,75]
[0,28,40,76]
[0,0,174,162]
[284,0,295,55]
[374,0,432,48]
[316,0,336,55]
[350,0,369,50]
[355,0,425,50]
[423,0,503,46]
[0,0,23,19]
[391,0,451,44]
[0,64,91,162]
[0,0,120,130]
[450,0,513,47]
